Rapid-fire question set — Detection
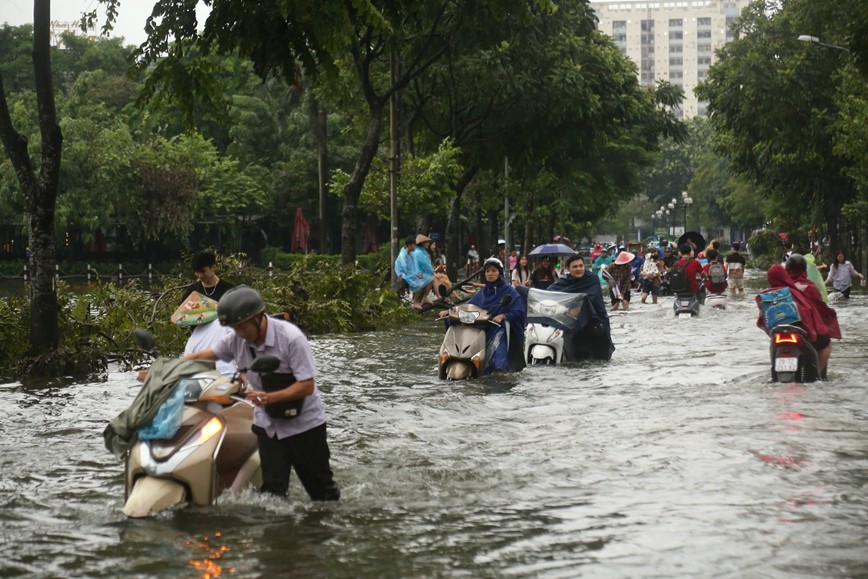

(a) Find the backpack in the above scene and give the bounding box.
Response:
[669,260,691,293]
[708,262,727,285]
[758,287,801,330]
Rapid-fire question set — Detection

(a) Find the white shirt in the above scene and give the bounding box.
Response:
[184,320,236,376]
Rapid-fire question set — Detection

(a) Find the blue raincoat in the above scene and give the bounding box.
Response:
[466,273,526,374]
[547,270,615,361]
[409,246,435,293]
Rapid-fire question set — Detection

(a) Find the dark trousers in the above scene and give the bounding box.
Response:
[253,423,340,501]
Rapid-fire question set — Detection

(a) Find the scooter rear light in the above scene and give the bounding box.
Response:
[774,333,800,344]
[471,354,481,369]
[440,352,449,365]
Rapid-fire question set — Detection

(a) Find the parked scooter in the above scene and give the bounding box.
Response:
[438,296,512,379]
[524,288,585,365]
[121,330,279,517]
[768,324,820,383]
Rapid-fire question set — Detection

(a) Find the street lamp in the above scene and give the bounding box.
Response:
[682,191,693,230]
[797,35,849,52]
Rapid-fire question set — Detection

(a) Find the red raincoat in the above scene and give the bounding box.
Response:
[756,263,841,342]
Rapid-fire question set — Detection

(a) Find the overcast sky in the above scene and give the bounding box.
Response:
[0,0,209,47]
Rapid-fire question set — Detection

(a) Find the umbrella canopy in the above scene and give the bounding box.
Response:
[528,243,576,257]
[291,208,311,253]
[677,231,706,253]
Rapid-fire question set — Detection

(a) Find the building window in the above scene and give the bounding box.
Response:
[669,18,683,27]
[669,45,683,53]
[698,17,711,27]
[697,30,712,39]
[670,57,683,66]
[697,56,712,65]
[670,30,683,40]
[670,70,684,79]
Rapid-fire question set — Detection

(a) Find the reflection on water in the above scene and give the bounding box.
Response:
[1,275,867,577]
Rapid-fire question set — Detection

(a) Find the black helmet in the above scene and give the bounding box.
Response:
[217,286,265,326]
[785,253,807,274]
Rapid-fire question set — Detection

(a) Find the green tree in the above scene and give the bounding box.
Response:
[0,1,64,371]
[696,0,861,252]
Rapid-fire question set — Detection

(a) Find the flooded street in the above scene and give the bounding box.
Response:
[2,277,867,578]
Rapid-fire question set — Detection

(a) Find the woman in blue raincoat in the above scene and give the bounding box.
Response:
[409,234,436,309]
[463,257,526,374]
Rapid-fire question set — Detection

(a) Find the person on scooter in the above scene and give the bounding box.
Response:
[672,243,706,302]
[702,249,728,295]
[756,259,841,379]
[184,286,340,501]
[441,257,526,374]
[547,254,615,361]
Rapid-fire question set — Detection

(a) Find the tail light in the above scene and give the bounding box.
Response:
[471,354,482,370]
[440,352,449,365]
[774,333,800,345]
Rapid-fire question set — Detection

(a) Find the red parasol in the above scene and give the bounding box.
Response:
[291,208,311,253]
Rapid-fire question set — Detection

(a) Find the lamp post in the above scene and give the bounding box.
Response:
[667,199,676,236]
[681,191,693,231]
[797,35,849,52]
[798,34,864,284]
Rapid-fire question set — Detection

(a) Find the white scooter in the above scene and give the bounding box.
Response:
[121,330,278,517]
[705,291,727,310]
[523,288,585,365]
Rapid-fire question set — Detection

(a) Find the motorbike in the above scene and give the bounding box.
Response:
[768,324,820,383]
[122,330,279,517]
[705,291,727,310]
[523,288,586,365]
[438,296,512,380]
[673,292,701,317]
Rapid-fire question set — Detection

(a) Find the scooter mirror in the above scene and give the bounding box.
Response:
[438,283,450,297]
[500,295,513,306]
[250,355,281,374]
[133,328,156,352]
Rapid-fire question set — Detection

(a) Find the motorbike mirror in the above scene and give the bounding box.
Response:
[133,328,156,352]
[250,355,281,374]
[438,284,450,297]
[500,295,512,306]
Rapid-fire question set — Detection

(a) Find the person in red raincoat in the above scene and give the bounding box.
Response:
[756,258,841,378]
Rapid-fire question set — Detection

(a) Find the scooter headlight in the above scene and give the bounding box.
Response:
[190,417,224,447]
[458,310,480,324]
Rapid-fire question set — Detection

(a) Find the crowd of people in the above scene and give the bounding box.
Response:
[123,236,860,506]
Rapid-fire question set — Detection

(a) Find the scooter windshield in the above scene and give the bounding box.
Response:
[526,288,585,333]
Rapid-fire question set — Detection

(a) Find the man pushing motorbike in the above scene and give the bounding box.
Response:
[184,286,340,501]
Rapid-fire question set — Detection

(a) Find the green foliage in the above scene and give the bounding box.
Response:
[747,229,785,269]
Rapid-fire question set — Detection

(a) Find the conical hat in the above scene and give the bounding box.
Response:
[171,291,219,326]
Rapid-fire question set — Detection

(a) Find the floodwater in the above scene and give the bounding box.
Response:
[2,275,867,578]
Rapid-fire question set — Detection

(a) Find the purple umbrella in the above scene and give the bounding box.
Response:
[528,243,576,257]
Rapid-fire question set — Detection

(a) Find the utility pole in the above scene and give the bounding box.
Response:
[389,48,400,282]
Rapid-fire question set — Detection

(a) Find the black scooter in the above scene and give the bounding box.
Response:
[768,324,820,383]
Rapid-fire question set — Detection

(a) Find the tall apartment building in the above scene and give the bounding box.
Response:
[592,0,750,118]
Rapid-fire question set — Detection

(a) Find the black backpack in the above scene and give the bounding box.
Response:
[708,261,727,285]
[669,260,691,293]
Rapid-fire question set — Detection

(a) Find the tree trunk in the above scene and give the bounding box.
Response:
[341,107,384,264]
[445,165,479,281]
[0,0,62,357]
